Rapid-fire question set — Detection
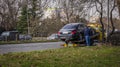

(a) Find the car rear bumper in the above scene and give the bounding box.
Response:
[58,34,76,41]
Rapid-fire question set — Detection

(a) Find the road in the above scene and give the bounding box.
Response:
[0,42,64,54]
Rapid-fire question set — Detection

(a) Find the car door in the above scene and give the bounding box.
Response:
[77,24,86,39]
[78,24,85,33]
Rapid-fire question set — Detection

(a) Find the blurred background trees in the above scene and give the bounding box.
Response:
[0,0,22,32]
[0,0,120,37]
[17,3,28,34]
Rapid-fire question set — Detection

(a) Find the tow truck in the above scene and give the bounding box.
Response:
[61,23,102,47]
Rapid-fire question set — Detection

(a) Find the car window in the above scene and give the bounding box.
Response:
[62,24,78,29]
[1,32,10,36]
[78,24,85,30]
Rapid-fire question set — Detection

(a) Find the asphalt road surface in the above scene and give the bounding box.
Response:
[0,42,64,54]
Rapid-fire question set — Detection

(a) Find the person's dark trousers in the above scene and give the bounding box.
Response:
[85,36,91,46]
[90,39,94,46]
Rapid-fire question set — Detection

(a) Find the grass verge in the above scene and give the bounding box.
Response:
[0,46,120,67]
[0,40,58,45]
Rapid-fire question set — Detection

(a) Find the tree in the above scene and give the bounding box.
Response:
[0,0,22,31]
[109,0,116,36]
[28,0,49,36]
[17,4,28,34]
[95,0,105,42]
[57,0,87,23]
[16,0,48,35]
[94,0,118,43]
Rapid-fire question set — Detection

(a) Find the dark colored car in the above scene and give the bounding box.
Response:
[19,34,32,40]
[58,23,86,42]
[0,31,19,41]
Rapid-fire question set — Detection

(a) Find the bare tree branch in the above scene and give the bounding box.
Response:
[109,0,117,35]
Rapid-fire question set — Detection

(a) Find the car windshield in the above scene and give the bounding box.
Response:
[1,32,9,36]
[62,24,78,29]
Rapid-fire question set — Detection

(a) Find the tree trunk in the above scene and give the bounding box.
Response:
[100,12,105,42]
[109,0,116,36]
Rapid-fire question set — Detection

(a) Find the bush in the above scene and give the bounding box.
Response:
[108,31,120,45]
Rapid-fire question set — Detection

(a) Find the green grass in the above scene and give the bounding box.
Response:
[0,40,58,45]
[0,46,120,67]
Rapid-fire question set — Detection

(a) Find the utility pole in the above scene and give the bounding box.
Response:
[107,0,110,41]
